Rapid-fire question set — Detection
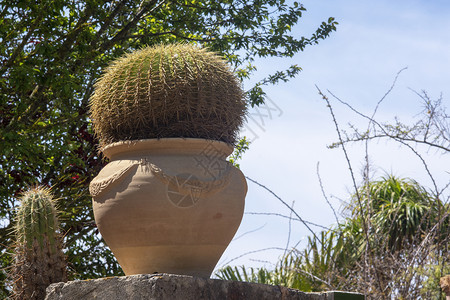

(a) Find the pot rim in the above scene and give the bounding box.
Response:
[101,138,234,160]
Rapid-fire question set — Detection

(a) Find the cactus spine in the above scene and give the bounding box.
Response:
[10,186,67,300]
[90,43,246,147]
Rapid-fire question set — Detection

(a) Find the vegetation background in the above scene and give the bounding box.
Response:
[0,0,336,297]
[1,0,449,299]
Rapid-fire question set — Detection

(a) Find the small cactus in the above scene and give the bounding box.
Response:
[90,43,246,147]
[10,186,67,300]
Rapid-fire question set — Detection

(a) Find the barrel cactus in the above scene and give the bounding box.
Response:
[89,43,246,148]
[10,186,67,300]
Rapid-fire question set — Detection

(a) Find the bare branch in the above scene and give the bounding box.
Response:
[245,176,320,244]
[316,162,339,224]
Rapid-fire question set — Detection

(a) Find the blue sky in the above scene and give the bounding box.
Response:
[215,0,450,272]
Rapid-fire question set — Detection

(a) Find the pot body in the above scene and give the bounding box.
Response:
[89,138,247,278]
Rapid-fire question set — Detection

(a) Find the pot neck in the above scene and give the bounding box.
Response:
[101,138,234,160]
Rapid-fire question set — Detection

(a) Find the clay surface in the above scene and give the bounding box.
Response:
[90,138,247,277]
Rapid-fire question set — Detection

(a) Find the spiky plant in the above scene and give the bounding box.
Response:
[10,186,67,300]
[90,43,246,148]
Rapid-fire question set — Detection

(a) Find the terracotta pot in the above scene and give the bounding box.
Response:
[89,138,247,278]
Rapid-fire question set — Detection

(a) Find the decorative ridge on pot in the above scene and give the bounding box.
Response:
[101,138,233,160]
[90,43,247,147]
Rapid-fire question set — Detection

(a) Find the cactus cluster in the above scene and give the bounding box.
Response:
[10,186,67,300]
[89,43,246,147]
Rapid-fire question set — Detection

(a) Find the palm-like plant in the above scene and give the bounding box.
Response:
[216,230,355,292]
[216,255,314,291]
[217,176,449,298]
[349,175,445,252]
[339,176,449,298]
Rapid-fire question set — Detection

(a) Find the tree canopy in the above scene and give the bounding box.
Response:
[0,0,337,295]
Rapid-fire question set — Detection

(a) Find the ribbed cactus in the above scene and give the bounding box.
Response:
[90,43,246,147]
[10,186,67,300]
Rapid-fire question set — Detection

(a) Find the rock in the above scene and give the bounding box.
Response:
[45,273,364,300]
[441,275,450,299]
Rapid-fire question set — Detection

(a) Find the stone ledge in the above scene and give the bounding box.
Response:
[45,273,364,300]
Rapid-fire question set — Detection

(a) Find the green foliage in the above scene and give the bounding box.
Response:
[9,186,67,300]
[90,44,246,147]
[417,254,450,299]
[0,0,337,294]
[228,137,250,168]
